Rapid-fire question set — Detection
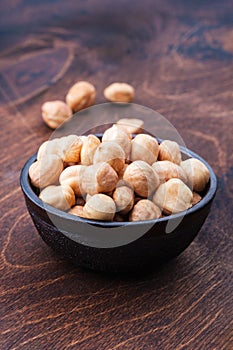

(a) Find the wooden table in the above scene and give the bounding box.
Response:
[1,1,232,349]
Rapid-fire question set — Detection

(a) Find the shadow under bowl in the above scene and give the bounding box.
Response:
[20,145,217,273]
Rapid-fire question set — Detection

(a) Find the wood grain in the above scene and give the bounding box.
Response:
[0,0,233,349]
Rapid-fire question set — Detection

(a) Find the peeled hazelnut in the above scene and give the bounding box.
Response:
[181,158,210,192]
[80,134,100,165]
[83,194,116,221]
[116,118,144,134]
[59,165,84,196]
[38,136,83,163]
[59,135,83,163]
[104,82,134,102]
[152,160,188,184]
[102,124,131,159]
[129,200,161,221]
[191,192,202,206]
[153,178,193,214]
[66,81,96,112]
[93,141,125,173]
[80,135,87,143]
[41,100,72,129]
[123,160,159,197]
[37,139,61,160]
[69,205,85,218]
[159,140,182,165]
[39,185,75,211]
[29,155,63,189]
[131,134,159,165]
[113,186,134,215]
[82,163,118,195]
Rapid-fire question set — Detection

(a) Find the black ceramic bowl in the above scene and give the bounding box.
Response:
[20,144,217,273]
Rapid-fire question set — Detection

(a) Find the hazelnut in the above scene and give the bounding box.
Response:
[129,200,161,221]
[37,139,61,160]
[29,155,63,189]
[85,194,92,202]
[191,192,202,206]
[80,134,100,165]
[41,100,72,129]
[102,124,131,159]
[93,141,125,173]
[66,81,96,112]
[59,135,83,163]
[116,118,144,134]
[82,163,118,195]
[181,158,210,192]
[80,135,87,143]
[39,185,75,211]
[152,160,188,184]
[123,160,159,197]
[153,178,193,214]
[131,134,159,165]
[59,165,84,196]
[83,194,116,221]
[104,82,134,102]
[113,186,134,215]
[159,140,182,165]
[69,205,85,218]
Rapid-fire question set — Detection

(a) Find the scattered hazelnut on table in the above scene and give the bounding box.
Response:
[66,81,96,112]
[181,158,210,192]
[131,134,159,165]
[159,140,182,165]
[29,154,63,188]
[41,100,72,129]
[153,178,193,215]
[116,118,144,134]
[83,194,116,221]
[39,185,75,211]
[129,200,161,221]
[104,82,134,102]
[123,160,160,197]
[152,160,188,184]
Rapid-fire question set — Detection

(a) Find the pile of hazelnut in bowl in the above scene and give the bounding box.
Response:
[28,118,211,223]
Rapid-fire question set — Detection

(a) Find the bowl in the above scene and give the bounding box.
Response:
[20,140,217,273]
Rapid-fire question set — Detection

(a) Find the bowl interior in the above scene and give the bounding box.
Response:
[20,134,217,229]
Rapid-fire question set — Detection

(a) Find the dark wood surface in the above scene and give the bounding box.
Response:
[1,1,233,349]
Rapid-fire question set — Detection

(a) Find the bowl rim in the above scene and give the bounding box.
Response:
[20,141,217,228]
